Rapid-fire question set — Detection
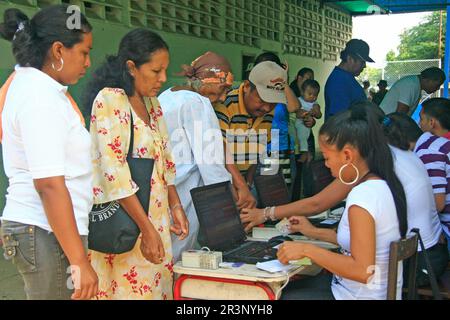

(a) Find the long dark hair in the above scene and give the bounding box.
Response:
[83,28,168,114]
[0,4,92,69]
[289,67,314,97]
[319,103,407,237]
[383,112,423,151]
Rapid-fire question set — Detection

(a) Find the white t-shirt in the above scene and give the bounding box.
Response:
[380,75,421,115]
[1,67,93,235]
[391,146,442,250]
[158,88,231,261]
[299,97,316,112]
[332,180,402,300]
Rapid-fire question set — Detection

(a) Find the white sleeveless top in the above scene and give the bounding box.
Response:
[332,180,402,300]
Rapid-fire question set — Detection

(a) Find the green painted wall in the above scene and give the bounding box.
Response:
[0,0,352,211]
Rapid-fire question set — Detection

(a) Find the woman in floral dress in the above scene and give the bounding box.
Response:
[83,28,189,300]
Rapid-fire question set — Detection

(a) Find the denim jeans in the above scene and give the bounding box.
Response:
[1,220,87,300]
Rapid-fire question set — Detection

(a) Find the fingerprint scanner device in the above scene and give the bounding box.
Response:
[182,248,222,270]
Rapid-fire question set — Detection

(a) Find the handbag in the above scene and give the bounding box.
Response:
[88,113,154,254]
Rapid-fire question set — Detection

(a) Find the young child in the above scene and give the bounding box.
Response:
[295,79,322,163]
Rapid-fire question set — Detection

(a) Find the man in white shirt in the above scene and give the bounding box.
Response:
[380,67,445,116]
[159,52,245,262]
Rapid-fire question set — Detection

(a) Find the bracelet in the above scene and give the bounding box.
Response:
[262,207,269,222]
[171,203,183,211]
[269,206,277,221]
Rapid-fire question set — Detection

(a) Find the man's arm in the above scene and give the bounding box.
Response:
[434,193,446,213]
[245,164,258,187]
[224,142,257,210]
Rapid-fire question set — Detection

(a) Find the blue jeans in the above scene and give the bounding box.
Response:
[1,220,87,300]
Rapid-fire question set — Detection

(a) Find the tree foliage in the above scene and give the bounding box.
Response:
[387,11,445,61]
[358,66,382,88]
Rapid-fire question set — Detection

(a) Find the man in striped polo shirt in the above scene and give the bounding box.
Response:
[416,98,450,252]
[214,61,288,202]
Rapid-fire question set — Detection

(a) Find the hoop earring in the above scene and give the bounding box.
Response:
[338,163,360,185]
[52,58,64,72]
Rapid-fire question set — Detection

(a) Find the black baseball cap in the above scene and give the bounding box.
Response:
[377,80,387,86]
[344,39,374,63]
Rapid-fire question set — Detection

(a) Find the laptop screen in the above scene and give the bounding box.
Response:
[254,172,290,208]
[190,181,246,251]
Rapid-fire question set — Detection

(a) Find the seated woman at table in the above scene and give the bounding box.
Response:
[241,105,447,289]
[275,106,407,300]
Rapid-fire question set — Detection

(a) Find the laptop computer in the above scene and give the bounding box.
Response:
[254,171,340,228]
[303,158,334,197]
[254,171,290,208]
[190,181,279,264]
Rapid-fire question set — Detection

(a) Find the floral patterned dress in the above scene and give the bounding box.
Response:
[88,88,176,300]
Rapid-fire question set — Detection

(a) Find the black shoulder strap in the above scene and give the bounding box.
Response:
[127,112,134,157]
[410,228,443,300]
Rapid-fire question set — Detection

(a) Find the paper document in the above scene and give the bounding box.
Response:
[275,218,291,235]
[289,257,312,266]
[256,258,312,273]
[320,219,339,225]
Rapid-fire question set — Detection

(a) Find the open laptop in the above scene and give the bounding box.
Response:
[190,181,279,264]
[254,171,340,228]
[254,171,290,208]
[254,171,291,226]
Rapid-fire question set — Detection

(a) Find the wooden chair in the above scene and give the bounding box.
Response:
[387,232,419,300]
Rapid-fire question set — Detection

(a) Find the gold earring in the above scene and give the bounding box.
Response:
[338,163,360,185]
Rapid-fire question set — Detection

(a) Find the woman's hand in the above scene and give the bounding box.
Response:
[277,242,311,264]
[288,216,316,237]
[140,225,165,264]
[70,259,98,300]
[170,205,189,240]
[240,208,265,232]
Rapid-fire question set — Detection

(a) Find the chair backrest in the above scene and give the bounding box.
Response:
[302,159,334,198]
[386,232,419,300]
[254,171,290,208]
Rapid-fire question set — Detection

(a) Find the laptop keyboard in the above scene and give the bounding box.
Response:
[224,241,277,263]
[235,242,273,256]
